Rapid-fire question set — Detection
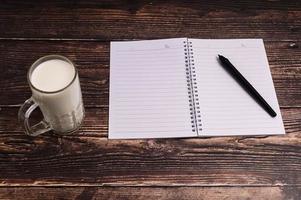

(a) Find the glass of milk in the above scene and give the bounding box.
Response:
[18,55,85,136]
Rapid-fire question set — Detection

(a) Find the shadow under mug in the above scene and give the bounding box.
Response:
[18,55,85,136]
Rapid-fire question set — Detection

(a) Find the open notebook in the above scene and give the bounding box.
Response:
[109,38,285,139]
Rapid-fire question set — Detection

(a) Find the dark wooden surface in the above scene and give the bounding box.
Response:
[0,186,301,200]
[0,0,300,199]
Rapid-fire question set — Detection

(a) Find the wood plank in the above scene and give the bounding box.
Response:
[1,106,300,135]
[0,1,300,40]
[0,106,300,186]
[0,186,300,200]
[0,40,300,107]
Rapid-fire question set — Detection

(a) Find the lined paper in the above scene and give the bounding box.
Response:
[109,38,196,139]
[189,39,285,136]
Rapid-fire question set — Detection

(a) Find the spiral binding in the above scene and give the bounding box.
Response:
[184,39,202,133]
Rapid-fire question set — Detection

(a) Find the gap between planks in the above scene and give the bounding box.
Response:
[0,105,299,109]
[0,37,300,42]
[1,183,301,187]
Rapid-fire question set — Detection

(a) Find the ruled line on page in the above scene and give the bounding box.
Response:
[189,38,285,136]
[109,38,196,139]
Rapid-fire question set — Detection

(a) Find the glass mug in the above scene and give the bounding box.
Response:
[18,55,85,136]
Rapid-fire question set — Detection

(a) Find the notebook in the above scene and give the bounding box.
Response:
[109,38,285,139]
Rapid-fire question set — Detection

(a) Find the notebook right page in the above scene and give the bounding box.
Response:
[189,39,285,136]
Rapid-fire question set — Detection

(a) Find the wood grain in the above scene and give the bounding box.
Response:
[0,40,300,107]
[0,106,300,186]
[0,0,301,198]
[0,186,300,200]
[1,106,300,135]
[0,0,300,40]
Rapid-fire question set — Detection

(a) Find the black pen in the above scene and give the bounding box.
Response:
[218,54,277,117]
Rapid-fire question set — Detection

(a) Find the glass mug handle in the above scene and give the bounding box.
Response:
[18,97,51,136]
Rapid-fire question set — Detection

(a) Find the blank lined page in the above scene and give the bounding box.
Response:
[190,39,285,136]
[109,38,196,139]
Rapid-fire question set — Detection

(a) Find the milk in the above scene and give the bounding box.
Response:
[31,59,75,92]
[30,58,84,133]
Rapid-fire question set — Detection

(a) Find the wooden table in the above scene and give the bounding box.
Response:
[0,1,300,199]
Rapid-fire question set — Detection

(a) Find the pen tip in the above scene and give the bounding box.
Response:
[218,55,229,62]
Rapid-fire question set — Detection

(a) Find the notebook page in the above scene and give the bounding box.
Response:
[189,39,285,136]
[109,38,196,139]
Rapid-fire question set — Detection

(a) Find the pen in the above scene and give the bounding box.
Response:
[218,54,277,117]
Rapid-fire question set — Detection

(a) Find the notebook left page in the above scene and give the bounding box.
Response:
[109,38,196,139]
